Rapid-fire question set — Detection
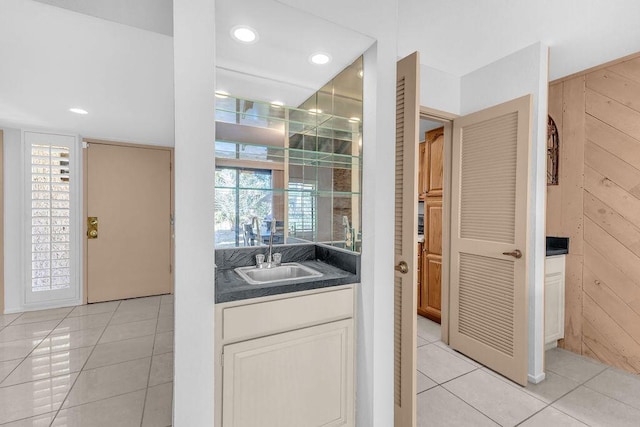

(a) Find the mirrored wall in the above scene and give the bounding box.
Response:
[214,57,363,251]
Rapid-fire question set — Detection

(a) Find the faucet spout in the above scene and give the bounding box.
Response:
[267,218,276,264]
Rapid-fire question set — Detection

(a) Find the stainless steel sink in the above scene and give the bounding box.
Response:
[235,262,323,285]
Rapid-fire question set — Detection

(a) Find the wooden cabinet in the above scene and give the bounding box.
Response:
[215,285,356,427]
[418,127,444,323]
[545,255,566,348]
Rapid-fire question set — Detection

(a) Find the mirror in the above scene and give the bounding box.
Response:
[214,0,373,252]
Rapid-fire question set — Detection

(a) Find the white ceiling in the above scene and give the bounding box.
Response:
[4,0,640,144]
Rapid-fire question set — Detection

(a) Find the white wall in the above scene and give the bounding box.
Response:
[3,128,22,313]
[0,0,174,146]
[172,0,215,425]
[460,42,549,383]
[420,64,460,115]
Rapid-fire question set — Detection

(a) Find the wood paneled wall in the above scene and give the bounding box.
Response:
[547,54,640,373]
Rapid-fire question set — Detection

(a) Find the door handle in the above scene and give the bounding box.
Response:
[87,217,98,239]
[395,261,409,274]
[502,249,522,259]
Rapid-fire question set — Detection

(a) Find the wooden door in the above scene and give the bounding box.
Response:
[424,128,444,197]
[86,142,173,303]
[394,52,419,427]
[450,95,532,386]
[222,319,354,427]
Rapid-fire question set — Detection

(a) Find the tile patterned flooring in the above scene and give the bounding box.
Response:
[0,295,173,426]
[416,316,640,426]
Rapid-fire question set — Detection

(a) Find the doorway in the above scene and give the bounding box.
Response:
[84,140,174,303]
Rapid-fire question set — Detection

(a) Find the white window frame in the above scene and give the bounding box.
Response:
[22,130,82,310]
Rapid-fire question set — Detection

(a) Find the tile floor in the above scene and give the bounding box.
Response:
[0,295,174,426]
[416,316,640,426]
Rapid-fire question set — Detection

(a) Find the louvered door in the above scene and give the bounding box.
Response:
[394,52,419,427]
[450,95,532,386]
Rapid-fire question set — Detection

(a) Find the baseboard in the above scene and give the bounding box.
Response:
[6,298,82,314]
[528,372,546,384]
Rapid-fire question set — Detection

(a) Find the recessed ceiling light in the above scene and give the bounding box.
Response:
[308,108,322,114]
[349,117,361,123]
[231,25,258,44]
[215,91,230,99]
[309,52,331,65]
[271,101,284,108]
[69,108,88,115]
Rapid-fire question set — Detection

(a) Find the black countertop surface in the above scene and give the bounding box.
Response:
[546,236,569,256]
[215,243,360,303]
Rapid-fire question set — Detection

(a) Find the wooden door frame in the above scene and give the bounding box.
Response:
[82,138,175,304]
[419,107,457,344]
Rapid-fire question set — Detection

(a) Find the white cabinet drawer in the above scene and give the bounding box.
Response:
[222,287,354,342]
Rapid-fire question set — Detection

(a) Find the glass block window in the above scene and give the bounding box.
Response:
[30,144,71,292]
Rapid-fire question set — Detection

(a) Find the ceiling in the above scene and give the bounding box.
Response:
[5,0,640,145]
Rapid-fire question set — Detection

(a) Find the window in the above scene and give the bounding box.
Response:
[215,167,273,247]
[24,132,79,305]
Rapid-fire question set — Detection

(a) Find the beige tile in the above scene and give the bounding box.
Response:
[99,319,157,344]
[1,412,56,427]
[62,358,151,408]
[522,371,580,404]
[554,386,640,427]
[417,370,436,394]
[0,320,60,343]
[546,348,606,383]
[117,297,161,312]
[1,347,93,387]
[416,336,428,348]
[433,341,482,368]
[0,313,21,329]
[109,306,159,325]
[0,373,77,424]
[520,406,588,427]
[11,307,73,325]
[417,386,498,427]
[0,358,22,383]
[417,316,441,342]
[156,316,174,333]
[142,382,173,427]
[159,303,173,317]
[53,313,111,334]
[153,331,173,355]
[149,352,174,387]
[443,370,546,426]
[0,338,43,362]
[585,367,640,410]
[33,328,102,355]
[68,301,119,318]
[85,335,154,370]
[52,390,145,427]
[160,294,173,305]
[416,344,476,384]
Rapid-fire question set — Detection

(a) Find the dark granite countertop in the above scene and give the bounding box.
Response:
[546,236,569,256]
[215,243,360,303]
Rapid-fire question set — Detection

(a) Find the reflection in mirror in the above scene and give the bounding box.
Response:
[214,0,372,252]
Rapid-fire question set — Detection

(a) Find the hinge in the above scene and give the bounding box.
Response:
[82,141,88,149]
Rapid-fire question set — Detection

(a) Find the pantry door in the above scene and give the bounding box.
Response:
[85,141,173,303]
[449,95,532,386]
[394,52,419,427]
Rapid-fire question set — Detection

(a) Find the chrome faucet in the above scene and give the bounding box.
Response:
[255,219,279,269]
[266,218,277,266]
[250,216,261,246]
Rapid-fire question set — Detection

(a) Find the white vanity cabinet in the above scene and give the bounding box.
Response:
[215,284,356,427]
[545,255,566,348]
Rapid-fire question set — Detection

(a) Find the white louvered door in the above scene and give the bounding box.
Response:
[450,95,532,386]
[394,52,419,427]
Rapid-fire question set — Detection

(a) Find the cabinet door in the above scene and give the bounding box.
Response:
[222,319,354,427]
[425,128,444,196]
[423,199,443,323]
[418,142,426,198]
[545,257,565,345]
[417,242,423,310]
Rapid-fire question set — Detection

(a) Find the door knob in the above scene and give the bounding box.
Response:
[502,249,522,259]
[395,261,409,274]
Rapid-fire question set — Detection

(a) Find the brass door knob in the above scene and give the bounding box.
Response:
[88,229,98,238]
[395,261,409,274]
[502,249,522,259]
